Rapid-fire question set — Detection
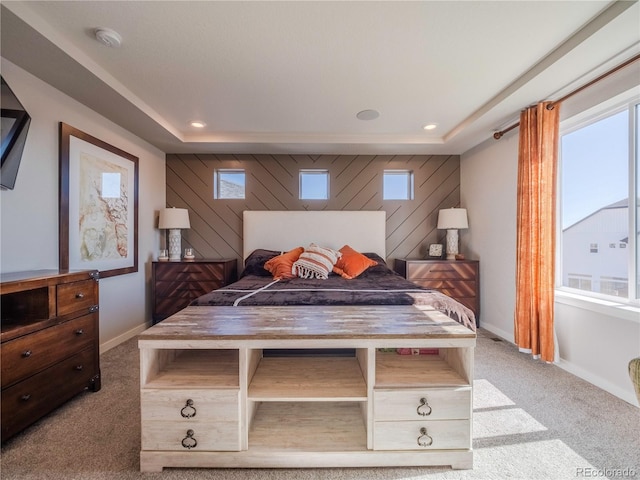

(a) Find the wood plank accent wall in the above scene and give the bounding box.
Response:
[165,154,461,267]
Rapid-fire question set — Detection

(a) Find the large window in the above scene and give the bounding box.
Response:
[559,95,639,302]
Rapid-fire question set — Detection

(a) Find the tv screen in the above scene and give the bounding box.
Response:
[1,77,31,190]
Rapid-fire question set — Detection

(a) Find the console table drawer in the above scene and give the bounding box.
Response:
[57,280,97,316]
[141,389,240,422]
[373,420,470,450]
[141,421,241,451]
[1,314,96,388]
[374,388,471,421]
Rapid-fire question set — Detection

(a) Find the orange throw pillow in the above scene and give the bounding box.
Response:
[332,245,378,279]
[264,247,304,280]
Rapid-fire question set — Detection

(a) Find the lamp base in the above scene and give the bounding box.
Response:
[445,229,459,260]
[168,229,182,261]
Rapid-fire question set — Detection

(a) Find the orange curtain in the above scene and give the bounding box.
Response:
[514,101,559,362]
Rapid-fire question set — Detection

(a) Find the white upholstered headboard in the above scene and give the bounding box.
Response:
[243,210,386,261]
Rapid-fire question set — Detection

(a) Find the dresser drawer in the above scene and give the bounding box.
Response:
[1,347,96,439]
[153,280,223,299]
[412,279,476,298]
[141,420,241,451]
[57,280,97,317]
[1,314,97,388]
[154,263,227,282]
[373,419,471,450]
[141,389,240,422]
[407,262,477,280]
[374,388,471,421]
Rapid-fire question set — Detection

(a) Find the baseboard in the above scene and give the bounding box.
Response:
[100,322,150,354]
[556,358,639,407]
[478,322,513,345]
[478,322,639,407]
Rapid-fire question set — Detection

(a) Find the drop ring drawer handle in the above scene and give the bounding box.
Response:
[181,429,197,449]
[417,397,432,416]
[75,292,85,299]
[21,394,31,401]
[22,350,32,358]
[180,399,197,418]
[75,329,84,336]
[417,427,433,447]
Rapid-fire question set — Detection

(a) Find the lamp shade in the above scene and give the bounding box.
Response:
[158,208,190,229]
[437,208,468,229]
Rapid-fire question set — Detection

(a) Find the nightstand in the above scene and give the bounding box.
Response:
[394,259,480,326]
[152,259,237,324]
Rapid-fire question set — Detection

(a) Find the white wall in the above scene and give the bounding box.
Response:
[460,131,519,341]
[0,58,166,351]
[461,116,640,406]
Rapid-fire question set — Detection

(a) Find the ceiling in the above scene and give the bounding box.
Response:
[1,1,639,155]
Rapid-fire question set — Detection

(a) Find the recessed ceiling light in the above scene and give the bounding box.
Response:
[190,121,206,128]
[423,123,438,131]
[356,109,380,121]
[94,28,122,48]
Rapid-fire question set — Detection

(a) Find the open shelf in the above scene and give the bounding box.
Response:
[249,356,367,401]
[144,349,239,389]
[376,351,468,388]
[249,402,367,452]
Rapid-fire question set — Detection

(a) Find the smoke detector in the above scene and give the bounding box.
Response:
[95,28,122,48]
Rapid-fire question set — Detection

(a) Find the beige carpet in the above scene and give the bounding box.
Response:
[2,329,639,480]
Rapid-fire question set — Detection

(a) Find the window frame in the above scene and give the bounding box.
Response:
[299,169,329,200]
[556,90,639,307]
[383,170,414,200]
[213,168,246,200]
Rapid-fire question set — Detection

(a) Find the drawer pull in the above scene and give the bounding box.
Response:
[22,350,32,358]
[417,397,432,416]
[75,292,85,299]
[180,399,197,418]
[417,427,433,447]
[75,365,84,371]
[75,329,84,336]
[21,394,31,401]
[181,429,197,449]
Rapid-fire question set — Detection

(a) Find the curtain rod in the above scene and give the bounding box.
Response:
[493,53,640,140]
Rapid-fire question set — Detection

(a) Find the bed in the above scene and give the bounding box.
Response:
[190,210,476,331]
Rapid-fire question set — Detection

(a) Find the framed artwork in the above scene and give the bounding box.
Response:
[59,122,138,278]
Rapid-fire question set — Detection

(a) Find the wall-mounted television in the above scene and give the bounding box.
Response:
[1,76,31,190]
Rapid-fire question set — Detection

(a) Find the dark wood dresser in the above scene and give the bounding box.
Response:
[394,259,480,325]
[1,269,100,442]
[152,259,237,324]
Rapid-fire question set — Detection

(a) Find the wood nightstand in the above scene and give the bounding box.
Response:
[152,259,237,324]
[394,259,480,326]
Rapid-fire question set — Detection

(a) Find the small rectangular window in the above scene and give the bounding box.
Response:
[383,170,413,200]
[300,170,329,200]
[214,169,245,199]
[589,243,598,254]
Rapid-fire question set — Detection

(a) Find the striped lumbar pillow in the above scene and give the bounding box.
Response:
[292,244,341,279]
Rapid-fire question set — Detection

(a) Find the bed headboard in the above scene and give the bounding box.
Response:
[243,210,386,261]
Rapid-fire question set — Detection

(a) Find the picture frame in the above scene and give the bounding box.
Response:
[59,122,138,278]
[427,243,444,259]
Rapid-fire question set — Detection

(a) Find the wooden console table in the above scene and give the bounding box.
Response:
[138,304,475,472]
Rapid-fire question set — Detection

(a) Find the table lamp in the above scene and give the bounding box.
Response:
[158,208,190,261]
[437,208,468,260]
